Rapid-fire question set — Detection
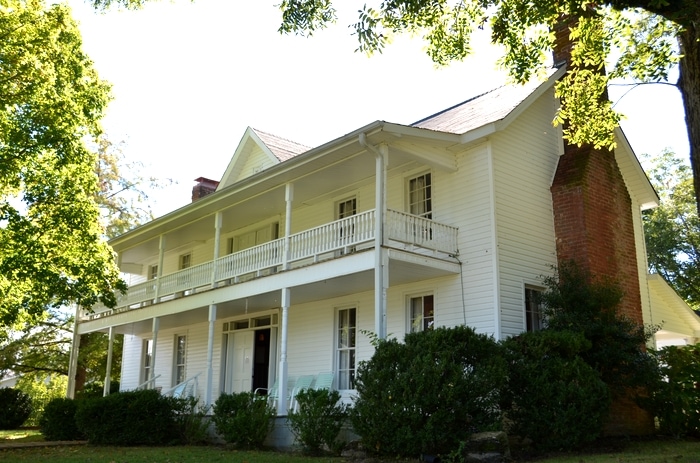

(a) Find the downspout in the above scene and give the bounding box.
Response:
[359,133,388,340]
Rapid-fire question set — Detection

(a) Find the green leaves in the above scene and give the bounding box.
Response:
[0,0,125,325]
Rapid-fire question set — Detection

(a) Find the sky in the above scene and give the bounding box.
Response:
[67,0,689,218]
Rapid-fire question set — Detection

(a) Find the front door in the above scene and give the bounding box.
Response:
[230,331,254,393]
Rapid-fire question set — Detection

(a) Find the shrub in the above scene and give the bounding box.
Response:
[169,396,211,445]
[287,388,348,454]
[40,398,84,441]
[212,391,274,448]
[643,344,700,437]
[351,326,507,457]
[502,330,611,452]
[541,261,658,395]
[0,387,32,430]
[75,389,178,445]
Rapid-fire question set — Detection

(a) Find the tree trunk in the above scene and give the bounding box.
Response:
[678,22,700,217]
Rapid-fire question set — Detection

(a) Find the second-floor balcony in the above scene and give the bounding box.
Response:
[86,209,458,320]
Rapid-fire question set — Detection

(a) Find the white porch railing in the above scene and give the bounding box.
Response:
[85,209,458,319]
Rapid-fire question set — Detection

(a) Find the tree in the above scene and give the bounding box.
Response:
[0,134,164,389]
[643,149,700,312]
[274,0,698,213]
[0,0,126,328]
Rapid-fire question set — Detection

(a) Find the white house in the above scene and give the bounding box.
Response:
[71,67,700,418]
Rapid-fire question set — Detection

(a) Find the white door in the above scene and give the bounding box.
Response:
[231,331,254,393]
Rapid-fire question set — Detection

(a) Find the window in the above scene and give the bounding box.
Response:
[525,287,544,332]
[408,172,432,219]
[149,264,158,280]
[337,197,357,219]
[409,294,434,333]
[179,253,192,270]
[336,307,356,390]
[142,339,153,383]
[173,335,187,385]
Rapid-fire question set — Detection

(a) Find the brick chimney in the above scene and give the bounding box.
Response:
[549,15,652,435]
[192,177,219,202]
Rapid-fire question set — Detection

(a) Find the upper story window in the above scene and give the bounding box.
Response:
[337,197,357,219]
[408,172,432,219]
[525,287,544,332]
[149,264,158,280]
[409,294,434,333]
[179,253,191,270]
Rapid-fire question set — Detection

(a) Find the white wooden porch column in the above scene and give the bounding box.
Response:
[282,183,294,271]
[66,301,81,399]
[155,235,165,303]
[103,326,115,396]
[151,317,160,382]
[278,287,290,414]
[212,212,223,288]
[205,304,217,406]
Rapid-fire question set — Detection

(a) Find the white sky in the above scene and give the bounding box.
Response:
[67,0,689,218]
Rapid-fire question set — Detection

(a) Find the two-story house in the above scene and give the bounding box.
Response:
[70,67,700,424]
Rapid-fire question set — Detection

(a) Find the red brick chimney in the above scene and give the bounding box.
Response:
[549,15,652,435]
[192,177,219,202]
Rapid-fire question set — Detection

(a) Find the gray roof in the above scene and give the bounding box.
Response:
[252,128,311,161]
[411,77,547,135]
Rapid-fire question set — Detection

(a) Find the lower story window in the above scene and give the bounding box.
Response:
[409,294,434,333]
[337,307,356,390]
[142,339,153,383]
[525,287,544,332]
[174,335,187,385]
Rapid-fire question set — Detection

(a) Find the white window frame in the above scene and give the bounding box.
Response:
[173,334,187,386]
[408,293,435,333]
[525,286,545,332]
[142,339,153,383]
[179,253,192,270]
[335,306,357,390]
[407,171,432,219]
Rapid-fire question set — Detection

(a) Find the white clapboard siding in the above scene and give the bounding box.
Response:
[489,89,560,338]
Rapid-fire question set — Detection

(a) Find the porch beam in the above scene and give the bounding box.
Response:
[151,317,160,382]
[155,235,165,302]
[103,326,115,396]
[283,183,293,271]
[278,287,290,414]
[205,304,216,406]
[66,302,82,399]
[212,212,223,288]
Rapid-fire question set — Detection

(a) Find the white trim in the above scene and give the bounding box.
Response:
[486,141,502,340]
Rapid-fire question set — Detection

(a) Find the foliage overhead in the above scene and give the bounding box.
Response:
[0,0,126,327]
[642,149,700,312]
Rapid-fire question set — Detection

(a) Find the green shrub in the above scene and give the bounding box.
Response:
[541,261,658,395]
[0,387,32,430]
[39,398,84,441]
[75,389,178,445]
[502,330,611,452]
[212,391,274,449]
[643,344,700,437]
[169,396,211,445]
[351,326,507,457]
[287,388,348,454]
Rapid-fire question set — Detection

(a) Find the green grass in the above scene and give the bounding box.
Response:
[0,446,345,463]
[0,433,698,463]
[0,429,44,444]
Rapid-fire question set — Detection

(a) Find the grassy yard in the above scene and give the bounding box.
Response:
[0,431,699,463]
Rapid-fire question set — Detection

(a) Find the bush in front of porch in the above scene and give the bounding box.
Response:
[350,325,507,458]
[212,391,274,449]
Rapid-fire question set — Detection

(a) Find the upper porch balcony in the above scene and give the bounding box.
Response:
[84,209,458,321]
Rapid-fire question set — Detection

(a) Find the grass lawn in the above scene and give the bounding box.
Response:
[0,431,698,463]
